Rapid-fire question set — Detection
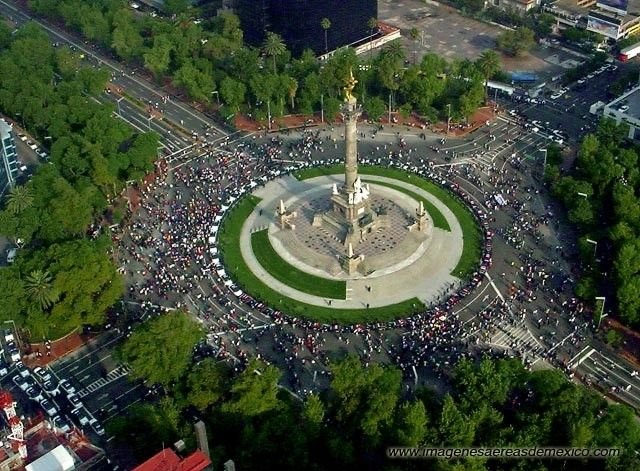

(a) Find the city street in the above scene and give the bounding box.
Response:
[2,0,640,452]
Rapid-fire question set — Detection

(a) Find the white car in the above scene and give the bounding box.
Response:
[52,416,71,433]
[59,379,76,395]
[67,393,82,410]
[6,248,17,264]
[550,92,563,100]
[92,422,105,436]
[40,399,57,417]
[12,375,28,391]
[33,366,51,382]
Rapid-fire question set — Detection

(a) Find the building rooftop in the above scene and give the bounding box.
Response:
[0,414,105,471]
[132,448,211,471]
[0,118,12,140]
[608,85,640,119]
[548,0,640,22]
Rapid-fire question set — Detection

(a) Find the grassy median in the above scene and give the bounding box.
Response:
[218,195,426,323]
[366,180,450,231]
[294,165,482,279]
[251,229,346,299]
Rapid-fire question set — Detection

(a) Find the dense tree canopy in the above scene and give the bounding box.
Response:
[496,27,536,57]
[548,119,640,327]
[118,311,203,386]
[0,18,159,339]
[107,353,640,471]
[24,1,496,124]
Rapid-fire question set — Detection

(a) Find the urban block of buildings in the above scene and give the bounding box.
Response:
[0,118,18,199]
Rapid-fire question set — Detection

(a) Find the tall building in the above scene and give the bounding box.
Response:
[233,0,377,56]
[0,118,18,198]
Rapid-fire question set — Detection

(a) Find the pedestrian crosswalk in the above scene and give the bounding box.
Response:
[486,319,543,357]
[77,365,131,398]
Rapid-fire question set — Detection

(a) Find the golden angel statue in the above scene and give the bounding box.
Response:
[343,67,358,102]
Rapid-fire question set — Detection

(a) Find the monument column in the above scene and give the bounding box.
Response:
[341,69,361,194]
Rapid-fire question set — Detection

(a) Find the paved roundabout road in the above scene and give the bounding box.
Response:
[218,163,491,324]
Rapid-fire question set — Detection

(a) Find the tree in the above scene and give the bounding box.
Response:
[476,50,501,100]
[321,18,331,53]
[438,394,476,446]
[322,96,341,123]
[5,186,33,215]
[262,32,286,74]
[119,311,203,386]
[111,9,143,61]
[164,0,190,15]
[367,17,378,62]
[409,27,419,64]
[143,35,174,80]
[330,355,402,442]
[23,269,58,312]
[497,27,535,57]
[222,359,283,417]
[172,61,214,102]
[303,393,325,432]
[364,96,386,121]
[395,400,428,446]
[184,359,229,411]
[286,76,298,109]
[106,401,182,461]
[220,76,246,112]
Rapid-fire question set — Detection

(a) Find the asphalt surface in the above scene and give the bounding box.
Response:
[2,0,640,459]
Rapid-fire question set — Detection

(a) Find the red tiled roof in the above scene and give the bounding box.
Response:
[179,450,211,471]
[132,449,210,471]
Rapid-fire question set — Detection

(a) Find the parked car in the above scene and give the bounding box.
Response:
[33,366,51,382]
[52,415,71,433]
[67,393,82,410]
[40,399,57,417]
[6,248,17,264]
[59,379,76,395]
[16,361,29,378]
[43,378,60,396]
[26,386,44,402]
[71,407,90,426]
[12,375,28,391]
[92,422,105,436]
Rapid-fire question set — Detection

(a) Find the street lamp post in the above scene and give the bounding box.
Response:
[147,116,152,130]
[211,90,220,105]
[3,320,20,350]
[388,92,392,125]
[267,100,272,131]
[15,112,24,129]
[577,192,588,199]
[539,148,547,176]
[595,296,607,330]
[117,97,124,116]
[586,238,598,257]
[320,94,324,124]
[446,103,451,135]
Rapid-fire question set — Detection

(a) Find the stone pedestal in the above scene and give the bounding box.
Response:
[276,199,296,230]
[339,243,365,275]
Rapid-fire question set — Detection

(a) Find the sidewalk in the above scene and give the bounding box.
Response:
[21,330,97,368]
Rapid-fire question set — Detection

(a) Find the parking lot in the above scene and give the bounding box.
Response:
[0,327,144,445]
[380,0,501,60]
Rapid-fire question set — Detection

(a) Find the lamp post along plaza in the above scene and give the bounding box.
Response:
[595,296,607,330]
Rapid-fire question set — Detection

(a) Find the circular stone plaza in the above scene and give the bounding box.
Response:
[218,74,489,324]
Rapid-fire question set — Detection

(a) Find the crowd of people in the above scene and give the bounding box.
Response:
[115,117,594,395]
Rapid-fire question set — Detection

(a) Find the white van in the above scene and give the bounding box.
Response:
[6,248,17,264]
